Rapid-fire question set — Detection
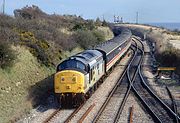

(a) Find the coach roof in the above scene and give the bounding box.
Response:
[95,28,132,54]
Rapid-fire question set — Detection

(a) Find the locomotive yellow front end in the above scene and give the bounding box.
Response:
[54,57,88,107]
[55,70,86,107]
[55,70,85,94]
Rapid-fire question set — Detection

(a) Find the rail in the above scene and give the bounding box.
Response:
[93,41,138,123]
[133,37,179,122]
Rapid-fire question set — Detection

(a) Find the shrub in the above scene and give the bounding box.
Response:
[0,41,16,68]
[85,20,96,30]
[74,30,98,49]
[156,47,180,75]
[92,30,105,42]
[72,23,86,31]
[0,6,110,67]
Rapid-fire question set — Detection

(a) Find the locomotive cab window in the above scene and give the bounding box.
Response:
[58,59,86,71]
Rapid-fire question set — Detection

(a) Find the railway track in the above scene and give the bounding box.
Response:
[92,41,139,123]
[43,102,85,123]
[43,36,179,123]
[131,37,180,123]
[113,43,142,123]
[93,37,179,123]
[166,86,179,123]
[43,49,133,123]
[43,109,62,123]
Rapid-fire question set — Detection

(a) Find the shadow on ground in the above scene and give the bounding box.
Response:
[27,74,59,112]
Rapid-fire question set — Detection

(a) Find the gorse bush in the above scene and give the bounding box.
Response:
[0,6,107,67]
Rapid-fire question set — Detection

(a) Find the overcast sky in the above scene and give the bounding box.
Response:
[1,0,180,23]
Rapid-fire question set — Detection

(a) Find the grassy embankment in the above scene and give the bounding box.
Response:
[117,24,180,83]
[0,6,113,123]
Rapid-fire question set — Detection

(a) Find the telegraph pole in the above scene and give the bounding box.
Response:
[2,0,5,14]
[117,16,120,23]
[136,12,138,24]
[120,17,123,23]
[103,14,105,21]
[114,15,116,23]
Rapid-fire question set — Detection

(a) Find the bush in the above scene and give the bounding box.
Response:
[0,6,109,67]
[0,41,15,68]
[74,30,98,49]
[85,20,96,30]
[72,23,86,31]
[92,30,105,42]
[156,47,180,75]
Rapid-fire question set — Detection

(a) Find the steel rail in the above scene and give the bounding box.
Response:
[135,37,180,121]
[113,42,140,123]
[130,38,163,123]
[64,103,85,123]
[78,103,95,123]
[166,86,179,123]
[92,42,138,123]
[43,109,62,123]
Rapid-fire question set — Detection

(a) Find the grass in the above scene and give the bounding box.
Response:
[0,6,115,123]
[0,45,54,123]
[0,45,84,123]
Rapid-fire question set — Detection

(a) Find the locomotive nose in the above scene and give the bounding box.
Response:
[54,70,85,93]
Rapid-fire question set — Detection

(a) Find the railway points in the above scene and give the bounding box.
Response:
[21,26,179,123]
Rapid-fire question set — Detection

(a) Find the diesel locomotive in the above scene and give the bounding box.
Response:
[54,27,132,107]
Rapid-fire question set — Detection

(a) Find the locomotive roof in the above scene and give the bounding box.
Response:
[70,50,103,66]
[95,28,132,55]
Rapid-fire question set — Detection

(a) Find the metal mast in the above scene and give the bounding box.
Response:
[2,0,5,14]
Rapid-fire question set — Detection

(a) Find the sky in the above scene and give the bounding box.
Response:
[0,0,180,23]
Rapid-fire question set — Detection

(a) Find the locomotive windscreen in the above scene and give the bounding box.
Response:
[57,59,86,71]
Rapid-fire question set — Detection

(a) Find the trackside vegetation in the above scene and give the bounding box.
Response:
[0,5,113,122]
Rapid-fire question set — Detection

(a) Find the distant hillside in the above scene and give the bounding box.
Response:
[0,5,113,123]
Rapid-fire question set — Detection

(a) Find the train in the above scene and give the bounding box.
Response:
[54,27,132,107]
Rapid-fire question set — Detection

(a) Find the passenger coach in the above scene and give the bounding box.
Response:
[54,27,132,107]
